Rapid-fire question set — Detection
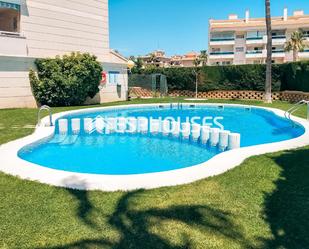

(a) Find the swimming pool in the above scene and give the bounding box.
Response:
[1,103,309,191]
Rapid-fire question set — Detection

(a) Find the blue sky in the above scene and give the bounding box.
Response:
[109,0,309,57]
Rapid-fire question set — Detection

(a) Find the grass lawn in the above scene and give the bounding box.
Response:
[0,98,308,249]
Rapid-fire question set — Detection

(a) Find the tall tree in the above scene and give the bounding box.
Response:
[264,0,272,103]
[199,50,208,66]
[149,53,156,64]
[285,31,306,62]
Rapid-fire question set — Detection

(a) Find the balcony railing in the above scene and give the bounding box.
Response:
[0,30,22,37]
[272,35,286,39]
[246,50,263,54]
[210,37,235,42]
[246,37,263,40]
[210,51,234,55]
[272,49,285,53]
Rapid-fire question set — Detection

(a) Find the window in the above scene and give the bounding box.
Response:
[247,30,266,39]
[210,32,235,40]
[108,71,120,85]
[0,2,21,33]
[235,47,244,52]
[302,30,309,37]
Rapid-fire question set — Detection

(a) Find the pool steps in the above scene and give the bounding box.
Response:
[57,118,241,150]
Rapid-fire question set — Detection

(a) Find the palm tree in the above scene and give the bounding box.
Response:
[199,50,208,66]
[148,53,156,64]
[264,0,272,103]
[285,31,306,62]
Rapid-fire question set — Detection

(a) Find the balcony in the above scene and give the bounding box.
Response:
[272,35,286,39]
[246,37,263,40]
[209,51,234,59]
[299,49,309,59]
[246,36,267,45]
[303,34,309,43]
[272,49,285,53]
[246,50,266,59]
[272,49,285,58]
[209,37,235,46]
[272,35,286,45]
[0,31,27,56]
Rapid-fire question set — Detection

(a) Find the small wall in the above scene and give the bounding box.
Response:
[170,90,282,100]
[0,56,37,108]
[280,91,309,102]
[130,87,309,103]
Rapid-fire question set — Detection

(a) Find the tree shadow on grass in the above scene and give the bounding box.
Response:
[62,176,99,229]
[42,189,252,249]
[259,148,309,249]
[66,188,99,229]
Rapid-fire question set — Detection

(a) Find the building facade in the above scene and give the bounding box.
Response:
[171,52,200,67]
[139,50,171,68]
[0,0,128,108]
[208,9,309,66]
[139,50,201,68]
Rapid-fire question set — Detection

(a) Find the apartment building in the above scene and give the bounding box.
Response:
[139,50,171,68]
[171,52,200,67]
[139,50,200,68]
[208,9,309,66]
[0,0,128,108]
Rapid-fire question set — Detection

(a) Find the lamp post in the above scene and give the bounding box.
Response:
[124,60,135,100]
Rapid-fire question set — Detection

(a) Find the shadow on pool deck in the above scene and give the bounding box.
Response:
[41,189,252,249]
[259,148,309,249]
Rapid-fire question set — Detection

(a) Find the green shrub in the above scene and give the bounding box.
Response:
[136,64,282,92]
[30,52,102,106]
[280,61,309,92]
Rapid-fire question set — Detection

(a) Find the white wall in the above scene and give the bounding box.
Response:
[20,0,110,62]
[0,0,129,109]
[0,56,37,108]
[0,55,128,109]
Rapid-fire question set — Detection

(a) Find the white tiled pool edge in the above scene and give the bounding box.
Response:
[0,103,309,192]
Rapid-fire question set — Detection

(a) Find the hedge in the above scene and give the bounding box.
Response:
[30,52,102,106]
[132,61,309,92]
[280,61,309,92]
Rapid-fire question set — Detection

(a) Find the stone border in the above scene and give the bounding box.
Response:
[0,103,309,192]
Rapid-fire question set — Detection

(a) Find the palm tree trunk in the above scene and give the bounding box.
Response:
[265,0,272,103]
[293,49,298,62]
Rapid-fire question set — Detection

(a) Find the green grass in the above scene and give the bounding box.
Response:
[0,99,308,249]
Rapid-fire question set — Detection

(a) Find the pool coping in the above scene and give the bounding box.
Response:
[0,103,309,192]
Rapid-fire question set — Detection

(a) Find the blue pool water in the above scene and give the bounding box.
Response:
[18,105,305,175]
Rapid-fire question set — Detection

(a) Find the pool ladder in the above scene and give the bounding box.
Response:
[170,102,183,109]
[37,105,54,127]
[284,100,309,122]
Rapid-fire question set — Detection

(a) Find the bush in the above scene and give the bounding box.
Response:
[280,61,309,92]
[30,52,102,106]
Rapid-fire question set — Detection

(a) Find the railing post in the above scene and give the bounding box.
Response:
[37,105,53,127]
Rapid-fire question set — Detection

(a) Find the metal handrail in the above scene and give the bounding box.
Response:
[170,102,183,110]
[284,100,309,122]
[37,105,53,127]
